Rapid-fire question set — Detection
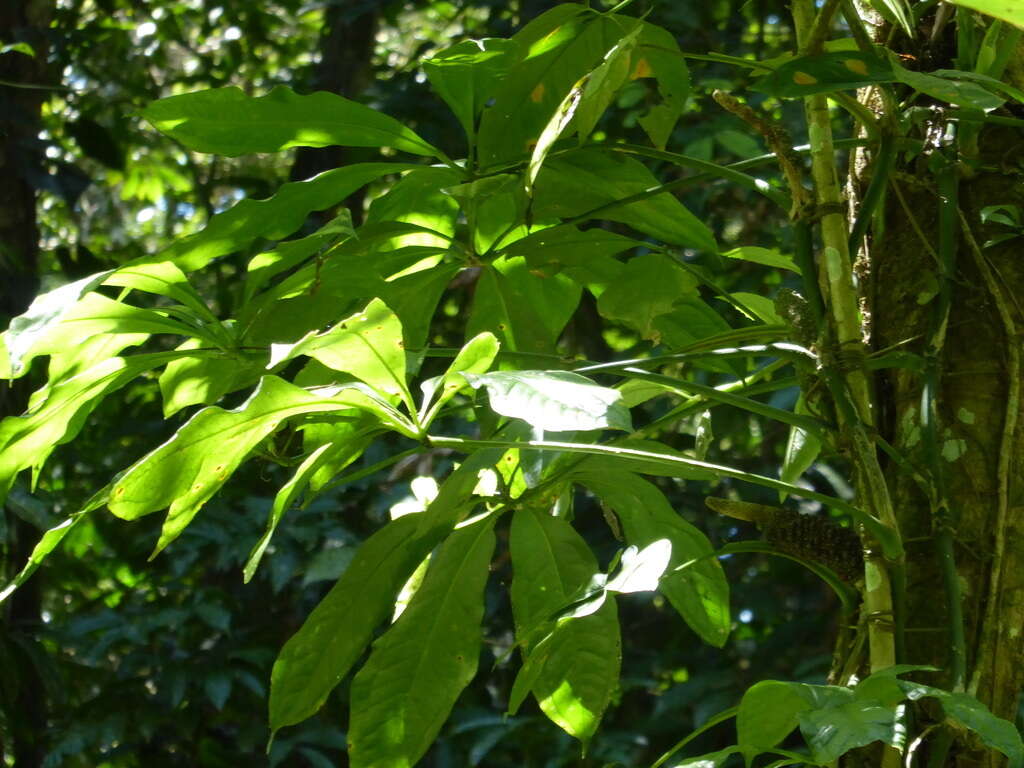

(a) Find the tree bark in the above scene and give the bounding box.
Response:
[862,126,1024,767]
[0,2,55,766]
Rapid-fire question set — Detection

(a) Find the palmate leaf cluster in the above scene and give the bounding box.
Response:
[2,2,1023,767]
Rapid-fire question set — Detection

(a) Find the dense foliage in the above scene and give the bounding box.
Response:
[2,0,1023,766]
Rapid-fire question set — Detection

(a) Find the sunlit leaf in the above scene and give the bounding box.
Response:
[347,517,496,768]
[143,85,440,157]
[269,514,441,733]
[508,509,620,743]
[948,0,1024,29]
[268,298,410,406]
[466,370,632,432]
[579,472,730,646]
[422,38,518,140]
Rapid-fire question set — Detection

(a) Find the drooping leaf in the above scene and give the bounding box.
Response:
[347,517,496,768]
[0,352,183,503]
[107,376,380,555]
[422,38,518,139]
[0,488,108,604]
[508,509,620,743]
[244,430,373,583]
[466,370,632,432]
[143,86,440,157]
[466,256,582,355]
[574,21,643,144]
[269,514,441,734]
[579,472,730,647]
[632,21,692,149]
[532,148,718,253]
[779,393,822,501]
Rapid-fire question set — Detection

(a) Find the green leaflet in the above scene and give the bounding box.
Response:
[578,471,730,647]
[736,670,1023,766]
[525,18,643,194]
[422,332,501,425]
[508,509,620,744]
[445,173,530,253]
[143,85,440,157]
[0,352,183,504]
[269,514,441,734]
[244,428,374,583]
[422,38,518,141]
[347,516,496,768]
[153,162,414,272]
[572,21,643,146]
[107,376,382,556]
[268,298,412,410]
[779,393,822,502]
[364,166,462,251]
[158,339,259,418]
[269,453,500,736]
[752,49,1005,110]
[466,256,582,355]
[949,0,1024,29]
[2,271,113,378]
[503,224,642,281]
[753,51,896,98]
[723,246,801,274]
[532,148,718,253]
[242,209,355,303]
[466,370,632,433]
[475,5,604,166]
[0,486,109,604]
[596,252,699,339]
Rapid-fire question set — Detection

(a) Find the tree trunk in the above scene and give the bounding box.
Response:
[0,2,54,766]
[860,126,1024,766]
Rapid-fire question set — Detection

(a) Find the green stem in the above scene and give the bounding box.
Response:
[793,0,903,715]
[648,706,738,768]
[427,435,901,555]
[848,130,895,257]
[927,148,966,690]
[600,143,792,210]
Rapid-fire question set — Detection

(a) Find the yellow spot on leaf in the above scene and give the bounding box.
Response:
[631,58,653,79]
[531,83,545,103]
[793,71,818,85]
[844,58,869,76]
